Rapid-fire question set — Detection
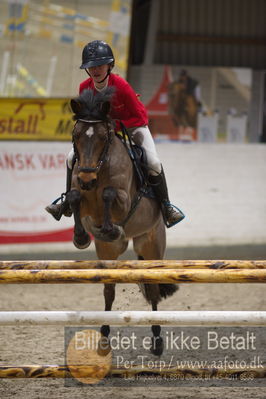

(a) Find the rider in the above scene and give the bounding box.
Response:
[177,69,202,109]
[45,40,184,228]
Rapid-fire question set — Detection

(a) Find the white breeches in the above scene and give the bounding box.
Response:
[129,125,161,175]
[67,125,161,175]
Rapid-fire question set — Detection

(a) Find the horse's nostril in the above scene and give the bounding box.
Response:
[77,176,83,187]
[89,179,97,189]
[78,177,97,191]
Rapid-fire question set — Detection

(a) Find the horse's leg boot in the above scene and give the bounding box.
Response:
[149,167,185,228]
[45,164,73,221]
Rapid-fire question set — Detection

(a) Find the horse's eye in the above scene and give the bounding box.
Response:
[73,124,83,138]
[99,133,107,141]
[73,132,80,141]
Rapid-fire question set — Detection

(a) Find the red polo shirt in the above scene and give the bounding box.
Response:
[79,73,148,130]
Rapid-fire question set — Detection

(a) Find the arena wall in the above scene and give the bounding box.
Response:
[157,142,266,247]
[0,142,265,252]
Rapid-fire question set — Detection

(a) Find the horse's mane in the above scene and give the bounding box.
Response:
[72,86,115,121]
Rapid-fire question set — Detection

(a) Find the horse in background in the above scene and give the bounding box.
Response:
[168,81,198,130]
[67,88,178,356]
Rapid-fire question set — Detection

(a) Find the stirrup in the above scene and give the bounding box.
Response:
[45,193,72,221]
[56,193,72,217]
[52,193,66,205]
[45,203,63,221]
[163,202,185,228]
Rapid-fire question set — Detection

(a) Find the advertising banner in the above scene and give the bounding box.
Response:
[0,141,73,244]
[0,98,73,141]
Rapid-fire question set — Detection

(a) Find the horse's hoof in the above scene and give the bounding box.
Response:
[100,325,110,337]
[73,233,91,249]
[150,336,164,356]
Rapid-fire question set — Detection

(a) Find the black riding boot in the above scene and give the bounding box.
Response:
[45,163,73,221]
[149,168,185,228]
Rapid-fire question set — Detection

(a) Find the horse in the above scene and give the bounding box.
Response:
[168,81,198,129]
[67,87,178,356]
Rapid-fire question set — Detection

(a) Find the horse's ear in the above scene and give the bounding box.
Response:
[70,98,82,115]
[101,101,110,116]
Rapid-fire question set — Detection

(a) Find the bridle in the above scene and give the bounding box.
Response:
[73,118,113,174]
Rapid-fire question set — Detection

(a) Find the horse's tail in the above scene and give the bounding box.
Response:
[158,283,178,299]
[138,283,179,304]
[137,256,179,303]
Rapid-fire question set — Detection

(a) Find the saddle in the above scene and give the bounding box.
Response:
[130,144,149,188]
[116,123,151,190]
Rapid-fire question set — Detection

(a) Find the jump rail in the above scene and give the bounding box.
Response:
[0,268,266,284]
[1,259,266,381]
[0,364,265,379]
[0,260,266,270]
[1,310,266,326]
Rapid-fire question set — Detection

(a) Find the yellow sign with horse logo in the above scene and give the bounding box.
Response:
[0,98,74,141]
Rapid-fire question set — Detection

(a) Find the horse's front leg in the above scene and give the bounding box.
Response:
[101,186,117,233]
[66,189,91,249]
[100,186,122,241]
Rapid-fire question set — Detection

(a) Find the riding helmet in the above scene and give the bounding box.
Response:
[80,40,115,69]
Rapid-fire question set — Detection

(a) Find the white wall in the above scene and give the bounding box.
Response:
[159,143,266,247]
[0,142,265,252]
